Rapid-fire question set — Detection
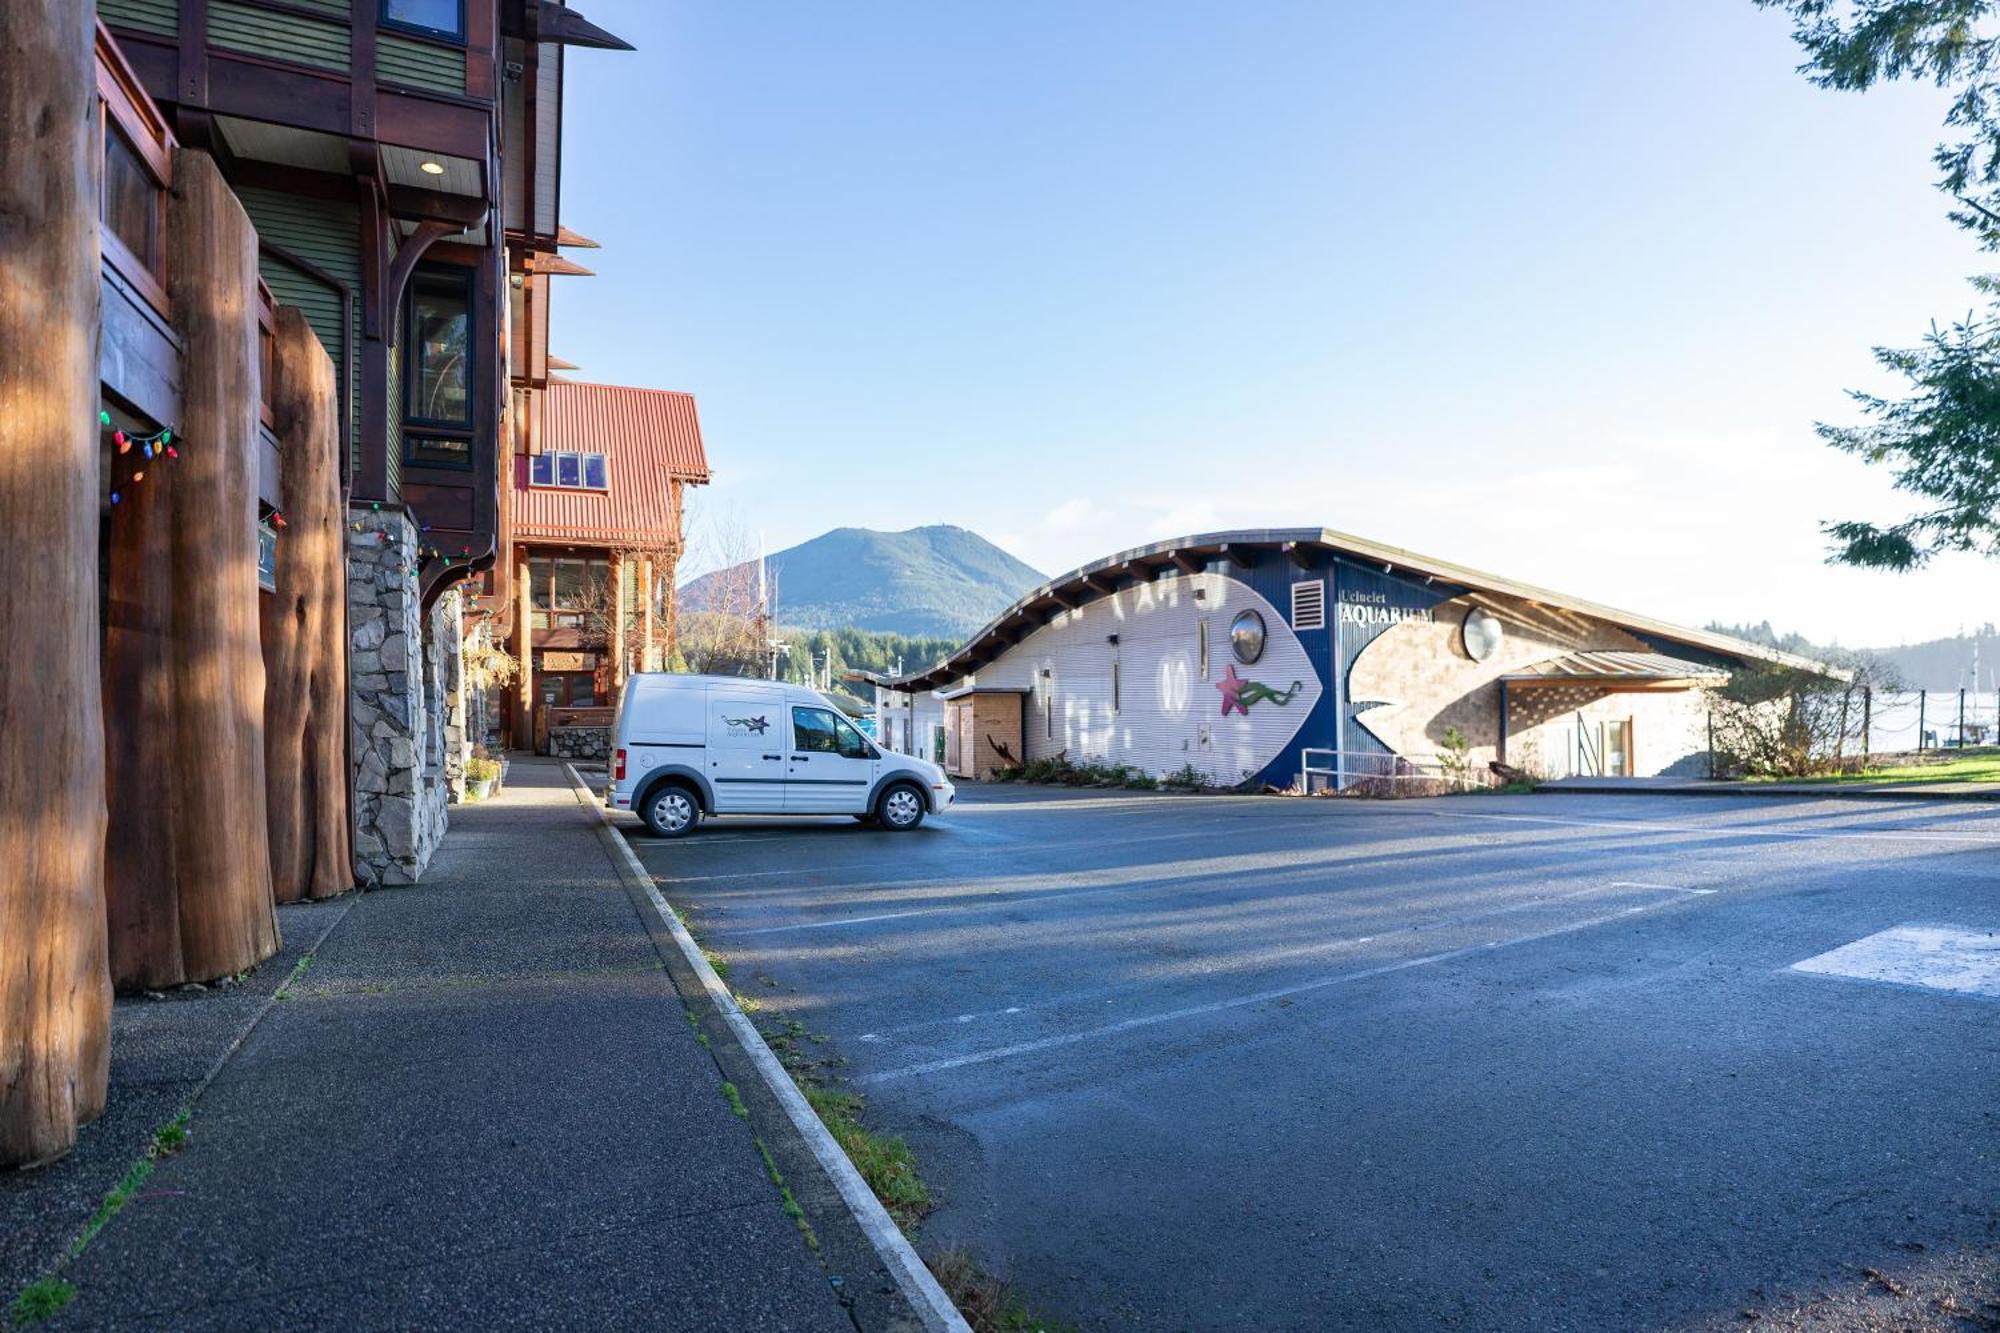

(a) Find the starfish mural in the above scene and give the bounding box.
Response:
[1216,666,1303,716]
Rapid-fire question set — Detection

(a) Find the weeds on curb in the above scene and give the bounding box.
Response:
[273,952,314,1001]
[798,1085,931,1231]
[7,1280,74,1328]
[927,1249,1075,1333]
[720,1081,750,1120]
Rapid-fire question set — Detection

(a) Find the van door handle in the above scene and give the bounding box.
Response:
[762,753,780,761]
[792,755,809,762]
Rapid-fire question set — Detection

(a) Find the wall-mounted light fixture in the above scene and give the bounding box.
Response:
[419,160,447,176]
[1106,633,1119,645]
[1194,588,1207,601]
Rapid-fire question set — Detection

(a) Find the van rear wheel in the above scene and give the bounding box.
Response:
[878,783,927,831]
[642,785,700,838]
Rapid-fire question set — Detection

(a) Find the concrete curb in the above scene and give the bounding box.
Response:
[563,763,972,1333]
[1537,782,2000,803]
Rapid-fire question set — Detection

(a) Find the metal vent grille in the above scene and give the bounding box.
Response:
[1290,579,1326,630]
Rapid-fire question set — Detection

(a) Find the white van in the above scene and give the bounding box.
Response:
[606,673,956,838]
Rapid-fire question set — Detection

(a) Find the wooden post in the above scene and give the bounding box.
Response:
[104,420,185,987]
[516,551,534,746]
[0,0,112,1166]
[165,147,280,977]
[641,555,655,672]
[611,550,627,693]
[262,308,353,902]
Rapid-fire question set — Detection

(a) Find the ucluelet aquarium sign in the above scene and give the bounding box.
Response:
[1336,589,1433,628]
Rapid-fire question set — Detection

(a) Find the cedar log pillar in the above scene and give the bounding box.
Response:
[163,147,280,974]
[261,307,353,901]
[0,0,113,1166]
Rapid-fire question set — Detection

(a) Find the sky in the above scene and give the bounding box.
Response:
[553,0,1997,649]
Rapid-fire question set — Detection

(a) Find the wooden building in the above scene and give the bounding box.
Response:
[0,0,634,1164]
[877,528,1829,788]
[98,0,629,882]
[490,380,711,752]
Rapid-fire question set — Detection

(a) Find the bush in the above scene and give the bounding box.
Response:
[466,755,501,784]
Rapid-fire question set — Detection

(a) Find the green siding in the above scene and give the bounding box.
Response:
[234,187,364,478]
[100,0,178,37]
[384,229,402,496]
[290,0,351,13]
[209,1,349,74]
[378,32,466,94]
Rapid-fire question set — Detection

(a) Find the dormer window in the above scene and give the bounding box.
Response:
[381,0,465,42]
[530,451,608,490]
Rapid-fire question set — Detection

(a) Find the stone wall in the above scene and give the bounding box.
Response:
[347,508,448,885]
[550,726,611,761]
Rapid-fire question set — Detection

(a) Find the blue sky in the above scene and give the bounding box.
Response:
[555,1,1993,648]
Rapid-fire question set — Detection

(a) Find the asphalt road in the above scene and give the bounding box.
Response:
[618,786,2000,1331]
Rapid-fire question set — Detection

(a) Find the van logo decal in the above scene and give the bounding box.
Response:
[722,715,771,735]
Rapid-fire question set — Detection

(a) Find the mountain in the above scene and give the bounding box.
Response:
[681,525,1047,639]
[1710,620,2000,693]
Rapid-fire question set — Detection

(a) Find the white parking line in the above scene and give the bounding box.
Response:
[1409,807,2000,844]
[861,891,1705,1084]
[852,879,1707,1044]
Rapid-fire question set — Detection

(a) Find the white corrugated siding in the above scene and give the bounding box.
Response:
[953,573,1321,785]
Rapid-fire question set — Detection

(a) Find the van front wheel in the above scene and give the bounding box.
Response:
[878,783,927,832]
[642,785,701,838]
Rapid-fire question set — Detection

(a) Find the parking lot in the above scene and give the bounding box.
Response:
[618,785,2000,1331]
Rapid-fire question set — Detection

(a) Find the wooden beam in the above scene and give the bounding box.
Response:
[261,306,353,903]
[165,147,280,978]
[0,0,111,1167]
[1282,540,1316,570]
[1169,550,1203,576]
[1218,542,1253,570]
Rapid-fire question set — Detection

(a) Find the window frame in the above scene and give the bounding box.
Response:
[94,64,170,318]
[527,450,610,491]
[379,0,467,44]
[401,262,475,471]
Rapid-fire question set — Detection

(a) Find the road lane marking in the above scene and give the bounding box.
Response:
[1791,925,2000,999]
[860,891,1704,1083]
[1406,807,2000,845]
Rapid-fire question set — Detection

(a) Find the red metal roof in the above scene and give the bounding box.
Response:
[513,381,710,546]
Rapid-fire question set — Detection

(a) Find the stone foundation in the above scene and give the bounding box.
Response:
[347,508,449,886]
[550,726,611,762]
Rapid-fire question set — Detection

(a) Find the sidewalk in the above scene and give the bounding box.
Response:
[4,759,912,1331]
[1539,775,2000,802]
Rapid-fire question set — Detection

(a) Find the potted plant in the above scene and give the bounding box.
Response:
[465,754,501,801]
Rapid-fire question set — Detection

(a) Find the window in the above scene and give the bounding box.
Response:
[527,556,607,631]
[792,707,839,753]
[403,265,474,470]
[407,269,470,425]
[381,0,465,41]
[1199,620,1210,679]
[529,451,610,490]
[833,716,874,759]
[1111,659,1121,713]
[102,124,161,278]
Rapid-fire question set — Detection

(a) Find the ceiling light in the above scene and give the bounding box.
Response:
[419,160,446,176]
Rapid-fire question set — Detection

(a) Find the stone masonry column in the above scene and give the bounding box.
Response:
[347,508,447,885]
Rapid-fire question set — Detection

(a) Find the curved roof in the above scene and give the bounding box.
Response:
[886,527,1833,691]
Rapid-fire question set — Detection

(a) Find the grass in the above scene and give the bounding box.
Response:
[927,1249,1076,1333]
[1754,746,2000,786]
[7,1280,74,1328]
[273,952,314,1001]
[799,1085,932,1230]
[719,1081,749,1120]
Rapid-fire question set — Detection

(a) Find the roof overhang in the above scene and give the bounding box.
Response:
[886,527,1841,692]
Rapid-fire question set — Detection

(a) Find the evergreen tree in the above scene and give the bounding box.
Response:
[1758,1,2000,567]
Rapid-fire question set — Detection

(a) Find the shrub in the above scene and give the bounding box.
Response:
[466,755,501,784]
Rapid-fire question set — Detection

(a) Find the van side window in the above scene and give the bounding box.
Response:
[791,707,841,753]
[832,715,874,760]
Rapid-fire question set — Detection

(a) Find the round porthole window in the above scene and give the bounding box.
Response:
[1231,609,1266,665]
[1462,607,1503,662]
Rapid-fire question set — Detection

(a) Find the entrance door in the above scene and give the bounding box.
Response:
[707,694,788,812]
[1601,719,1632,776]
[786,705,878,812]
